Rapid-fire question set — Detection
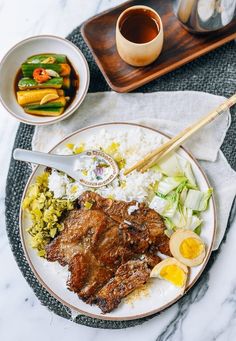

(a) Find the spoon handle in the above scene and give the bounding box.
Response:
[13,148,69,172]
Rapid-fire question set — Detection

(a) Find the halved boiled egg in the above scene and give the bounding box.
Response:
[170,229,206,267]
[150,257,188,290]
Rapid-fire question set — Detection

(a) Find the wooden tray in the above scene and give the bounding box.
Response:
[81,0,236,93]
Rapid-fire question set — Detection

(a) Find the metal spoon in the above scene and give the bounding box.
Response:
[13,148,119,188]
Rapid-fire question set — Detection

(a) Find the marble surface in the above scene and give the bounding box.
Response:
[0,1,236,340]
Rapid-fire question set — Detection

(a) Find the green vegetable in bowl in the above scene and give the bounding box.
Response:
[17,88,58,105]
[15,53,78,117]
[22,63,61,77]
[24,96,66,110]
[18,77,63,90]
[22,171,74,257]
[26,54,67,64]
[22,63,71,77]
[24,107,65,117]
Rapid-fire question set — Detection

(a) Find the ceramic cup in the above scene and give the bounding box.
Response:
[116,5,164,67]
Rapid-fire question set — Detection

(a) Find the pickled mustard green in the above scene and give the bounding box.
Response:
[22,171,74,257]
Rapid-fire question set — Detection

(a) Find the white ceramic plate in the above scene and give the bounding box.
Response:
[0,35,89,125]
[20,123,216,321]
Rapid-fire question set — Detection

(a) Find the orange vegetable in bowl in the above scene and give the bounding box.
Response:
[33,68,51,83]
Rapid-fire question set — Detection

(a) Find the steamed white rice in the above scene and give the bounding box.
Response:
[48,128,163,203]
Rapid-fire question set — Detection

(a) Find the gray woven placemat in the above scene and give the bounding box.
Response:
[5,25,236,329]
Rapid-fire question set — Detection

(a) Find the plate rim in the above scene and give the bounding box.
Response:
[19,122,216,321]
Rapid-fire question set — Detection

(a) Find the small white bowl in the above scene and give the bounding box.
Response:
[0,35,90,125]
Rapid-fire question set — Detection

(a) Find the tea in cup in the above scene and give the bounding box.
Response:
[116,5,164,67]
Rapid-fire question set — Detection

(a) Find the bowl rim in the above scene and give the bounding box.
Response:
[0,34,90,126]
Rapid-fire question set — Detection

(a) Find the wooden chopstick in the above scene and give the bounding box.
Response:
[124,93,236,175]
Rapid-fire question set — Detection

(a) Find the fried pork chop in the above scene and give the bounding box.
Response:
[95,259,151,313]
[46,191,170,312]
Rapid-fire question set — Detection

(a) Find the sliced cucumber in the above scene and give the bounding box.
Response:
[22,63,61,77]
[24,96,66,109]
[24,107,64,117]
[26,54,67,64]
[18,77,63,90]
[17,89,58,105]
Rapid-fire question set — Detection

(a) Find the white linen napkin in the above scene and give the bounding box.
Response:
[33,91,236,250]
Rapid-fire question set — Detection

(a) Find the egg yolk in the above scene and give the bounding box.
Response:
[160,265,185,287]
[179,237,204,259]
